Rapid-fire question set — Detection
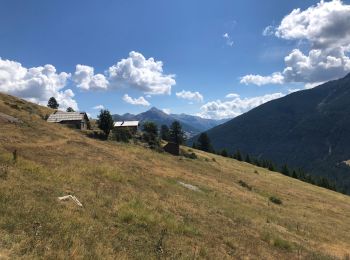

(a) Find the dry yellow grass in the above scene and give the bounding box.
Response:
[0,92,350,259]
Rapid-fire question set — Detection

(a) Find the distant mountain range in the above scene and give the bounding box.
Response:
[190,73,350,193]
[112,107,228,137]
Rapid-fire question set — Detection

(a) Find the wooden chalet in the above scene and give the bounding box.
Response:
[47,111,90,130]
[114,121,140,134]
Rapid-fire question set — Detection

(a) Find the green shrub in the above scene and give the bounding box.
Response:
[238,180,252,191]
[183,152,197,159]
[84,130,105,140]
[112,127,132,143]
[269,196,282,205]
[0,165,9,179]
[273,237,293,251]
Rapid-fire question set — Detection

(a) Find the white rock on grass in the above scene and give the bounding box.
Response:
[178,181,200,191]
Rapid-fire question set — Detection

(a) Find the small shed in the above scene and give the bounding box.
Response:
[163,142,180,156]
[114,121,140,134]
[47,111,90,130]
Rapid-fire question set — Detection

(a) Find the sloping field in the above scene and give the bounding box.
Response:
[0,93,349,259]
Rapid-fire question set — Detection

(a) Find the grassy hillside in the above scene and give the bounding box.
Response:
[0,93,350,259]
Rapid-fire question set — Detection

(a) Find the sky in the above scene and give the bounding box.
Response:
[1,0,350,119]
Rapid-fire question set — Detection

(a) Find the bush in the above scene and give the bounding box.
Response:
[112,127,132,143]
[0,165,9,179]
[83,130,105,140]
[238,180,252,191]
[43,114,50,120]
[273,237,293,251]
[269,196,282,205]
[183,152,197,159]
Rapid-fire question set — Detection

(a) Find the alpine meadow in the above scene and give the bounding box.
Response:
[1,0,350,259]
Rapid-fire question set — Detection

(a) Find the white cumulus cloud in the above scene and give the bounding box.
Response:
[240,72,285,86]
[225,93,240,99]
[108,51,175,95]
[198,92,284,119]
[73,64,109,90]
[242,0,350,86]
[0,57,78,110]
[176,90,204,102]
[262,25,275,36]
[92,105,104,110]
[73,52,176,95]
[162,108,171,114]
[275,0,350,49]
[122,94,150,106]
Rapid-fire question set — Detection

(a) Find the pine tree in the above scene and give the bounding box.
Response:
[66,107,75,112]
[253,159,261,167]
[197,132,211,152]
[297,169,306,181]
[160,124,170,141]
[97,109,114,138]
[234,150,242,161]
[169,121,185,145]
[318,177,331,189]
[220,149,228,157]
[245,154,251,163]
[281,164,290,176]
[47,97,59,109]
[142,121,159,148]
[292,170,298,179]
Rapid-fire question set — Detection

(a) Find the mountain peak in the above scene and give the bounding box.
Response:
[149,106,162,112]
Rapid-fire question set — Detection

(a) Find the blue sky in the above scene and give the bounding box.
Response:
[1,0,350,118]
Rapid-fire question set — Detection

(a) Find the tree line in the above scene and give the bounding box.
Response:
[96,109,186,146]
[192,132,341,193]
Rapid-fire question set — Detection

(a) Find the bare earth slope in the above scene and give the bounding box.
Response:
[0,93,350,259]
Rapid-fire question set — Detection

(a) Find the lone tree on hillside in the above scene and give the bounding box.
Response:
[160,124,170,141]
[47,97,59,109]
[142,121,159,148]
[97,109,114,138]
[233,150,242,161]
[281,164,290,176]
[221,149,228,157]
[169,121,185,145]
[66,107,75,112]
[197,132,211,152]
